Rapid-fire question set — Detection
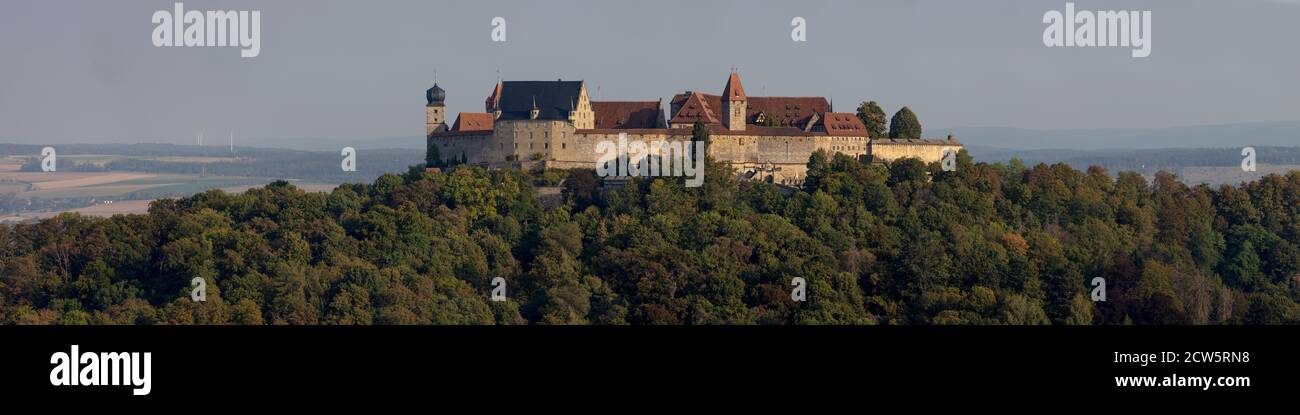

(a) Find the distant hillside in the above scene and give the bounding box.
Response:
[0,136,427,152]
[249,136,426,152]
[0,143,425,183]
[939,121,1300,150]
[966,145,1300,187]
[968,146,1300,169]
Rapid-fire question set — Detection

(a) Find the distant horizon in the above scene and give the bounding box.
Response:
[5,118,1300,152]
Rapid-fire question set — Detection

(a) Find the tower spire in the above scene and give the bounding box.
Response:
[723,71,747,131]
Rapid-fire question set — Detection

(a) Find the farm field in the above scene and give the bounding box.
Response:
[27,172,156,191]
[1151,164,1300,187]
[0,199,155,222]
[0,146,411,223]
[0,166,338,222]
[0,173,340,223]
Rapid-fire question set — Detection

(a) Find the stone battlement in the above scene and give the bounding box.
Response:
[426,72,962,186]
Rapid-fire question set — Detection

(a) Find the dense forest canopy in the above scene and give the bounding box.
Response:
[2,150,1299,325]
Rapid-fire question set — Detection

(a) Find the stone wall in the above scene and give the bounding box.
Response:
[430,119,961,186]
[428,132,492,164]
[868,141,962,164]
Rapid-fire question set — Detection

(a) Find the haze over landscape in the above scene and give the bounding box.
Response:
[7,0,1300,339]
[3,0,1299,145]
[2,0,1297,222]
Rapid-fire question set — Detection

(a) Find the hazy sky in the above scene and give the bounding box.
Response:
[2,0,1299,144]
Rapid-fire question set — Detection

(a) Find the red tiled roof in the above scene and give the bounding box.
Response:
[818,112,867,136]
[748,97,830,128]
[670,93,828,128]
[592,101,664,129]
[451,112,494,132]
[723,72,746,101]
[668,92,720,125]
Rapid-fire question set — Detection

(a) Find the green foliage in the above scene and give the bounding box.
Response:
[855,101,887,138]
[692,120,710,146]
[3,154,1300,325]
[888,107,922,139]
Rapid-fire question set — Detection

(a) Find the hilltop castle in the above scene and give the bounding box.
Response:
[425,71,961,185]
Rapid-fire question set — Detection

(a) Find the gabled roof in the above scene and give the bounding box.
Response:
[670,93,829,128]
[817,112,867,136]
[592,101,665,129]
[668,92,720,125]
[748,97,830,128]
[497,80,583,121]
[451,112,494,132]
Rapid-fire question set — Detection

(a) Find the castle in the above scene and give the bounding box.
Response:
[425,71,961,185]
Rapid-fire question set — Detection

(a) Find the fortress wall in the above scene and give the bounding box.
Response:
[553,131,688,169]
[431,122,963,186]
[429,133,493,164]
[708,134,867,185]
[869,142,962,164]
[540,132,874,185]
[494,120,577,162]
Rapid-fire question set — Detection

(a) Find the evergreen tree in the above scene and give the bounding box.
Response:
[691,120,710,146]
[855,101,887,138]
[888,107,923,139]
[425,142,443,168]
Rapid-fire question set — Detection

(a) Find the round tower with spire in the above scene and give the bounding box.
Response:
[426,81,448,136]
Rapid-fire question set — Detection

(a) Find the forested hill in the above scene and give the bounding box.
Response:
[2,151,1300,325]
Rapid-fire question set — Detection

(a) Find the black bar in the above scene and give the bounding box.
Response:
[1,325,1290,404]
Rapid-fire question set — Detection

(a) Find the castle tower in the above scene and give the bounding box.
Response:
[426,83,448,136]
[486,80,502,119]
[723,71,747,131]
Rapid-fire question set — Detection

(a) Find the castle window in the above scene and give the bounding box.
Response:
[529,143,533,149]
[545,143,549,149]
[562,143,566,149]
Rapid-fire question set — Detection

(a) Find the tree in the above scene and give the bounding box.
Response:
[691,120,710,149]
[1224,240,1263,290]
[5,138,1300,327]
[888,107,922,139]
[855,101,887,138]
[562,169,599,211]
[425,142,443,168]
